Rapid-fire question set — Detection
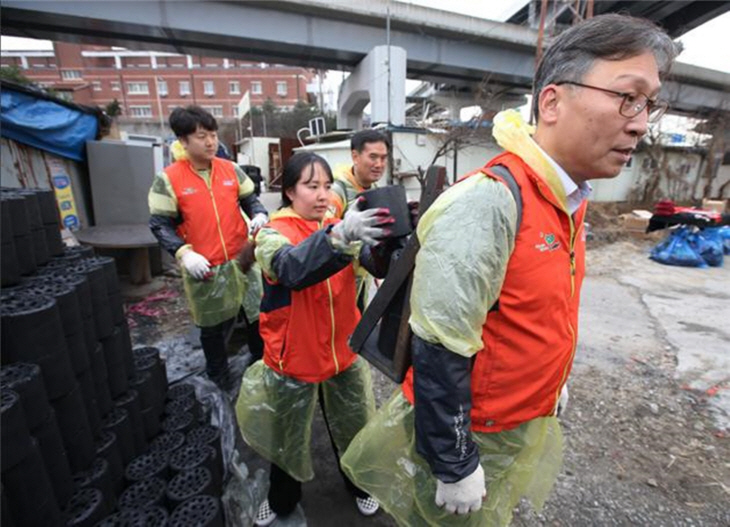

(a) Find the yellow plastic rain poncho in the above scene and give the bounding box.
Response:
[236,356,375,482]
[181,260,247,328]
[341,109,567,526]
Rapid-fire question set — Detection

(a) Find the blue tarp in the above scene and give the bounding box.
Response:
[1,87,98,162]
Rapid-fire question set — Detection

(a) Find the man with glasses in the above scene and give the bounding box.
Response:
[342,14,679,525]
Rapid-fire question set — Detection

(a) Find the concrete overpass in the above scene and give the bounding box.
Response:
[508,0,730,38]
[2,0,729,117]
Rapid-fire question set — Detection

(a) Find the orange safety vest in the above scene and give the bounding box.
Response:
[165,158,248,267]
[258,215,360,383]
[403,152,587,433]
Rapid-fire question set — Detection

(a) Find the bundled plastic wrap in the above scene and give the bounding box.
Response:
[689,228,724,267]
[223,449,268,526]
[235,358,375,482]
[180,375,273,525]
[650,227,707,268]
[341,392,563,527]
[718,226,730,255]
[183,260,246,327]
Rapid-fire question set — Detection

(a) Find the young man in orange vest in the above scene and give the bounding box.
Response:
[148,106,268,388]
[342,14,679,525]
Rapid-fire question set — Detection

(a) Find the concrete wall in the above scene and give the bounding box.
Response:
[1,137,92,229]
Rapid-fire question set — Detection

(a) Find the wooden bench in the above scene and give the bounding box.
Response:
[75,224,159,285]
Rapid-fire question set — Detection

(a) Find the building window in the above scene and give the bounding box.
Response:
[129,105,153,118]
[276,81,288,96]
[202,105,223,117]
[111,81,121,91]
[61,70,82,80]
[127,81,149,95]
[157,79,168,96]
[179,80,191,96]
[251,81,262,95]
[203,81,215,96]
[91,81,102,91]
[232,106,240,118]
[229,81,240,95]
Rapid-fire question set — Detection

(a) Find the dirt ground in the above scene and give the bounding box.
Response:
[124,221,729,526]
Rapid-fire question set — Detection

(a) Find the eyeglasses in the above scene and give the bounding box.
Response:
[555,81,668,122]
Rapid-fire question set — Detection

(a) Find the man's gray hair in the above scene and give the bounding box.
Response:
[532,14,681,122]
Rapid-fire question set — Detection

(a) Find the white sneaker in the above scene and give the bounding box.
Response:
[355,496,379,516]
[254,499,277,526]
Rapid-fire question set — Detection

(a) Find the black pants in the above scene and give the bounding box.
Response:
[267,386,368,516]
[198,318,234,381]
[242,315,264,363]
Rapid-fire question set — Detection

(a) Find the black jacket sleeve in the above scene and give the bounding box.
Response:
[358,236,407,278]
[412,334,480,483]
[272,229,353,291]
[149,214,184,257]
[239,193,268,219]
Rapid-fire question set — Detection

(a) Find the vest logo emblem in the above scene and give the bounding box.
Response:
[222,179,235,187]
[535,232,561,252]
[182,187,197,195]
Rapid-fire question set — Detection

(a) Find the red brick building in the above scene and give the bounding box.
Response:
[1,42,317,120]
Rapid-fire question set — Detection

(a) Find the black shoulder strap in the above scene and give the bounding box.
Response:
[488,164,522,233]
[486,164,523,314]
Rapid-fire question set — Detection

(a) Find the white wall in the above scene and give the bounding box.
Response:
[237,137,279,186]
[591,150,730,202]
[293,131,730,203]
[293,138,352,168]
[391,130,503,199]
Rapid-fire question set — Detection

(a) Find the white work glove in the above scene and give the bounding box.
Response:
[249,213,268,233]
[331,206,392,245]
[180,250,211,280]
[435,464,486,515]
[556,384,569,417]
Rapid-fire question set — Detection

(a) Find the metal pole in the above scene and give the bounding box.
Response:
[249,117,256,165]
[386,0,391,126]
[318,69,324,111]
[154,76,165,135]
[535,0,549,68]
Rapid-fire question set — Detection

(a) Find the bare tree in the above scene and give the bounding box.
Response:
[632,122,705,204]
[412,74,511,189]
[694,111,728,199]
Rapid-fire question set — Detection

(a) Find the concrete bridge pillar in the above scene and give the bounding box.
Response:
[338,45,406,130]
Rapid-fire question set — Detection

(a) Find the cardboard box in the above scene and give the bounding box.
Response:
[702,199,727,214]
[620,215,649,231]
[619,210,652,232]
